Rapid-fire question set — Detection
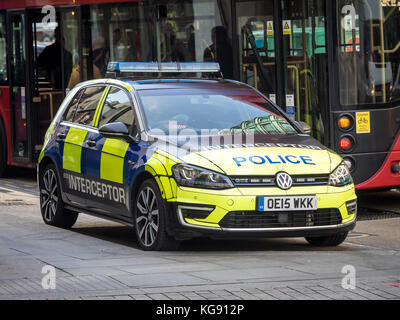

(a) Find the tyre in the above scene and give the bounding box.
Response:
[0,118,7,178]
[134,178,180,251]
[39,163,78,228]
[305,232,348,247]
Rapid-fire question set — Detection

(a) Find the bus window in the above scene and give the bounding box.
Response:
[337,0,400,107]
[31,9,78,143]
[156,0,233,78]
[10,15,25,86]
[89,7,109,77]
[236,0,277,96]
[108,4,155,63]
[36,26,71,90]
[34,10,76,93]
[281,0,328,143]
[0,13,6,83]
[9,14,27,158]
[80,2,156,83]
[62,10,79,92]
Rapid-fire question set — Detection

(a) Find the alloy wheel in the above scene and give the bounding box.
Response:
[136,186,159,247]
[41,169,58,222]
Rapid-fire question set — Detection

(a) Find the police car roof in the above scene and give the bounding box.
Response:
[125,79,253,92]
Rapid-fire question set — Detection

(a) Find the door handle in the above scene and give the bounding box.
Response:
[86,140,96,148]
[56,133,66,141]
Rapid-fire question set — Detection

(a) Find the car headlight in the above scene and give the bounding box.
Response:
[329,161,353,186]
[172,164,233,189]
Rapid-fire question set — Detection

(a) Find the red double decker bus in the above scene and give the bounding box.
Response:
[0,0,400,190]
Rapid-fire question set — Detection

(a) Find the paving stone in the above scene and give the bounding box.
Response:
[180,292,206,300]
[130,294,152,300]
[113,295,134,300]
[263,289,295,300]
[147,293,170,300]
[111,273,208,287]
[163,293,188,300]
[97,296,115,300]
[190,267,308,282]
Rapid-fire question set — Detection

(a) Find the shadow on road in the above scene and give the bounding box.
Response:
[3,167,36,179]
[71,224,356,252]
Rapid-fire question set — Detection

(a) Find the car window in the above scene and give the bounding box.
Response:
[137,88,297,135]
[73,86,105,126]
[63,89,84,122]
[98,87,134,129]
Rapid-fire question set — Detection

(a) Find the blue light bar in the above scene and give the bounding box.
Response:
[107,62,220,73]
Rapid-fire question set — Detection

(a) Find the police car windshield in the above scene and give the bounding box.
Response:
[137,88,297,135]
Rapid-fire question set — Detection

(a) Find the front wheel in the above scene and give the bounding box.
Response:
[134,179,179,251]
[39,164,78,228]
[305,232,348,247]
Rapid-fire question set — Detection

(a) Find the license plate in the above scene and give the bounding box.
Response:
[257,195,317,211]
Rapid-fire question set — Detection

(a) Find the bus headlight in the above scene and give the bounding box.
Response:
[329,161,353,187]
[172,164,233,189]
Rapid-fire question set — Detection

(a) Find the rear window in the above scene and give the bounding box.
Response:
[137,88,297,135]
[73,86,105,126]
[64,89,83,122]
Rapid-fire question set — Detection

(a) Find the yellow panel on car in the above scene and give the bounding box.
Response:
[63,127,87,173]
[100,138,129,183]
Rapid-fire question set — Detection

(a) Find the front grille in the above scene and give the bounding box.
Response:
[219,209,342,229]
[230,175,329,187]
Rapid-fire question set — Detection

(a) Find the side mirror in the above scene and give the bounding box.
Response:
[298,121,311,135]
[99,122,139,144]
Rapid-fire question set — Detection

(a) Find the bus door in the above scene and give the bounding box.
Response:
[236,0,328,143]
[29,8,78,154]
[281,0,329,143]
[7,11,31,163]
[236,0,277,102]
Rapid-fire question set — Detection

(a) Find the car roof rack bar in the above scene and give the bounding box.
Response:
[105,62,222,79]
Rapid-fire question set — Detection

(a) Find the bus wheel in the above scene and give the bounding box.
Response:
[39,164,78,228]
[305,232,348,247]
[0,118,7,177]
[133,179,180,251]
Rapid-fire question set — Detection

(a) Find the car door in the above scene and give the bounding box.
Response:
[84,86,138,220]
[60,85,105,207]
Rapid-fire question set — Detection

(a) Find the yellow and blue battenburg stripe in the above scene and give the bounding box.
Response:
[57,124,159,189]
[100,138,130,184]
[62,127,88,173]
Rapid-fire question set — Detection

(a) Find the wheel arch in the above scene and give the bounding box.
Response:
[130,170,158,207]
[38,155,57,177]
[130,167,175,209]
[38,155,67,199]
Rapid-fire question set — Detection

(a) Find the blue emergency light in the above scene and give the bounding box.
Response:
[106,61,221,75]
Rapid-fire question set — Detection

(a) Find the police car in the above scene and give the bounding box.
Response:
[38,62,357,250]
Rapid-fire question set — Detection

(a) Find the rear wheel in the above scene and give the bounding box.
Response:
[305,232,348,247]
[0,118,7,178]
[39,164,78,228]
[134,179,180,251]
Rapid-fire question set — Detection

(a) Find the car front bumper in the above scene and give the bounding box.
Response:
[165,184,357,240]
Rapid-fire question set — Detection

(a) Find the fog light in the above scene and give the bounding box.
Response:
[178,206,214,220]
[346,200,357,216]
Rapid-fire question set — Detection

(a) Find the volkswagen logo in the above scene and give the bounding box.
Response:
[276,172,293,190]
